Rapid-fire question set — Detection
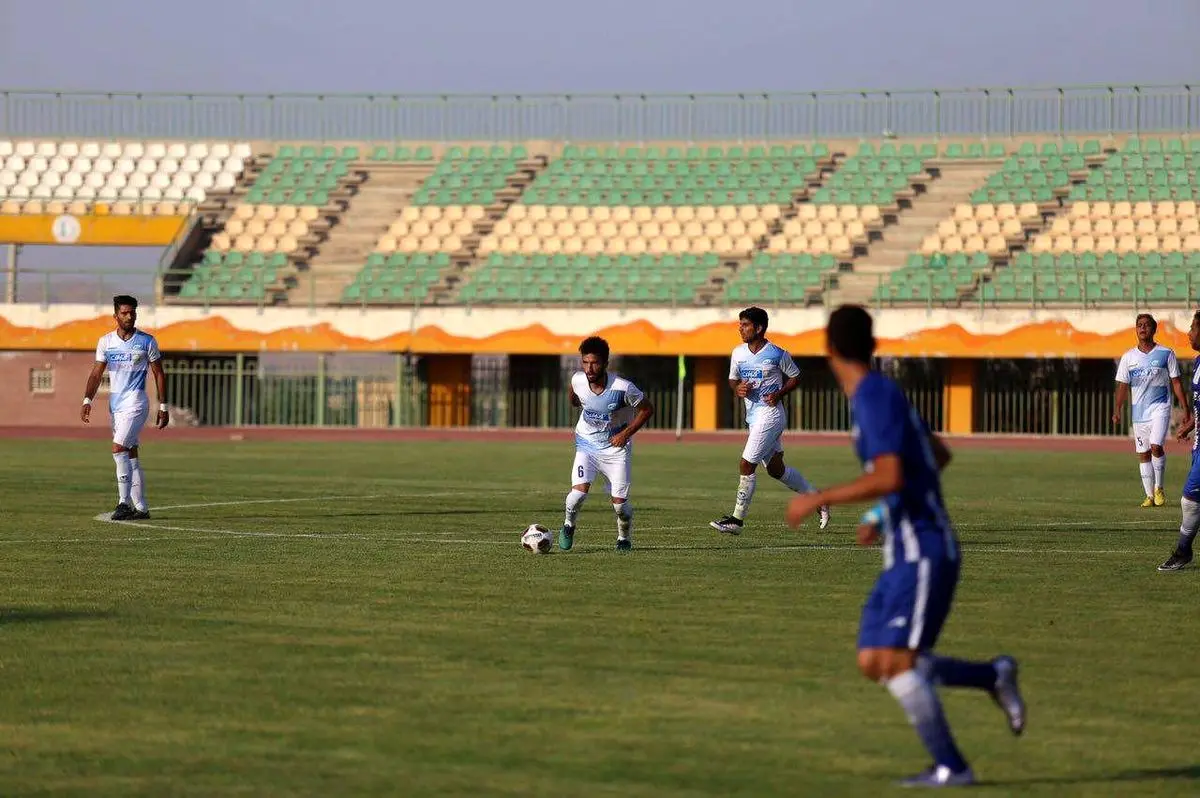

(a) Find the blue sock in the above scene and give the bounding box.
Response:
[918,653,997,691]
[887,670,970,773]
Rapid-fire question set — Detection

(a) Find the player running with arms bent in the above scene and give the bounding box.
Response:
[785,305,1025,788]
[710,306,828,535]
[560,336,654,552]
[82,294,169,521]
[1158,310,1200,572]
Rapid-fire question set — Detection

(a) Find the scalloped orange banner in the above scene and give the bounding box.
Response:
[1,313,1196,359]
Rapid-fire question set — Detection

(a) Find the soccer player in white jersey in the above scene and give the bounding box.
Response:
[710,307,830,534]
[560,336,655,552]
[81,295,169,521]
[1112,313,1190,507]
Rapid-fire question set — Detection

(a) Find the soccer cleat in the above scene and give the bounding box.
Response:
[898,765,976,788]
[818,504,832,530]
[990,655,1026,736]
[130,508,151,520]
[1157,548,1193,571]
[110,502,135,521]
[558,524,575,551]
[1154,487,1166,506]
[616,538,632,552]
[1141,496,1155,508]
[709,515,744,535]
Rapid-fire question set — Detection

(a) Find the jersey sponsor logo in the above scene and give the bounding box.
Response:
[107,352,134,363]
[582,410,611,425]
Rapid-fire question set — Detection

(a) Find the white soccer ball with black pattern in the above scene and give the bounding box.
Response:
[521,523,553,554]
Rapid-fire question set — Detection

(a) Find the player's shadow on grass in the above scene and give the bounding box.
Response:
[0,608,115,625]
[986,764,1200,787]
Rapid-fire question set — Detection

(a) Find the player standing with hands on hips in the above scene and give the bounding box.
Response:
[81,295,169,521]
[785,305,1025,787]
[1112,313,1190,508]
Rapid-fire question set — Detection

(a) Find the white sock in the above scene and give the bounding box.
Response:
[113,452,132,505]
[564,488,587,527]
[1152,455,1165,489]
[777,466,816,494]
[614,502,633,541]
[1139,461,1155,497]
[733,473,757,520]
[129,458,147,511]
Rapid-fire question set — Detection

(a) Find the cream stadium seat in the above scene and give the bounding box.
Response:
[1161,235,1182,252]
[1178,201,1197,219]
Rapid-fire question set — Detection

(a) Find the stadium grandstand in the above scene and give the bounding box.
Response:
[2,85,1198,435]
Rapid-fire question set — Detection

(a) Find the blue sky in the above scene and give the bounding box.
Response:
[1,0,1197,286]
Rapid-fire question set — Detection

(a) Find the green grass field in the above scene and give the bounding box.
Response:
[3,437,1199,796]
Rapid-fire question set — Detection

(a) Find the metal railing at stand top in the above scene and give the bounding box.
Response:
[0,84,1197,142]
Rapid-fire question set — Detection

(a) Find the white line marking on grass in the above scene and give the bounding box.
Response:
[152,494,384,511]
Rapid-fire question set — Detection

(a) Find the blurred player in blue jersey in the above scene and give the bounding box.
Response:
[560,336,655,552]
[709,306,829,535]
[1158,310,1200,572]
[1112,313,1190,507]
[81,295,169,521]
[785,305,1025,788]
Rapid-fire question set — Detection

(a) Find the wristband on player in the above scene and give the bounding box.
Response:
[159,403,168,412]
[82,397,92,406]
[860,501,886,527]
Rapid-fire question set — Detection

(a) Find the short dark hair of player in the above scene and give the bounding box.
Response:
[579,336,610,364]
[113,294,138,312]
[739,306,769,333]
[1135,313,1157,334]
[826,304,877,365]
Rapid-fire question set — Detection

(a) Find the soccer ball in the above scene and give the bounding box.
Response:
[521,523,553,554]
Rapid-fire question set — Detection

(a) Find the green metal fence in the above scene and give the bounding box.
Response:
[164,353,426,427]
[1,84,1197,142]
[718,356,943,432]
[163,353,689,429]
[973,357,1147,436]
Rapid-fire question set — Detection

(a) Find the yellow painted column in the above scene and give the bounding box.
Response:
[693,357,723,431]
[427,355,472,427]
[943,359,977,435]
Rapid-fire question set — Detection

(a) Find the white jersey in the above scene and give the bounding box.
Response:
[1115,344,1179,423]
[95,329,161,414]
[729,341,800,426]
[571,371,645,453]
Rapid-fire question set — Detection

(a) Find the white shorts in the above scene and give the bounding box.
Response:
[1133,415,1170,453]
[742,415,787,465]
[111,406,150,449]
[571,444,633,499]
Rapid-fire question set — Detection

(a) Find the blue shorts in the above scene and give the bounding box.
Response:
[1185,452,1200,502]
[858,557,961,651]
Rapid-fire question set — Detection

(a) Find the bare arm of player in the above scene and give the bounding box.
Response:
[1177,414,1196,441]
[1112,381,1129,425]
[785,454,904,543]
[81,361,106,423]
[150,359,170,429]
[928,432,953,471]
[609,400,655,448]
[729,378,749,398]
[763,374,800,407]
[1171,376,1192,425]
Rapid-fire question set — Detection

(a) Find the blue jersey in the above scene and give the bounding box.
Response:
[571,371,645,453]
[1193,358,1200,454]
[95,329,161,414]
[729,341,800,426]
[851,371,958,571]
